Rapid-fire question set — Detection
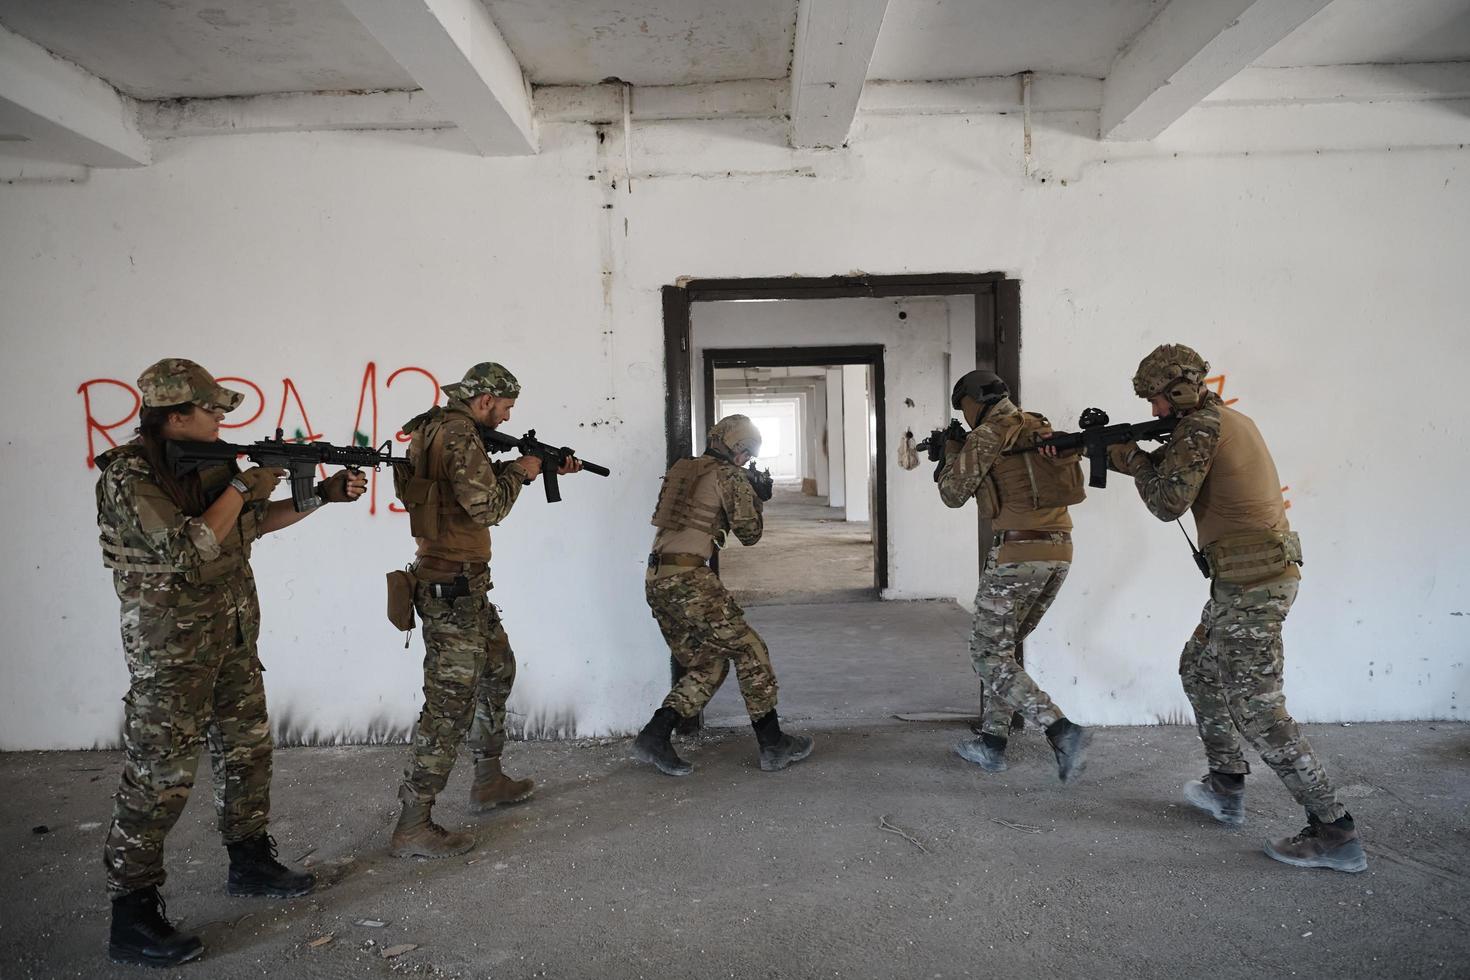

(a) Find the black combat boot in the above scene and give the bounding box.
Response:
[1183,771,1246,827]
[109,886,204,967]
[226,833,315,898]
[752,710,815,772]
[632,707,693,776]
[954,733,1009,772]
[1045,718,1092,784]
[1264,811,1368,873]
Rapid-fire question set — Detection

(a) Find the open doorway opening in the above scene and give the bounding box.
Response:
[706,349,883,605]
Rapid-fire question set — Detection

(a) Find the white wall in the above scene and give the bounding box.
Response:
[825,367,846,509]
[2,100,1468,748]
[842,363,871,523]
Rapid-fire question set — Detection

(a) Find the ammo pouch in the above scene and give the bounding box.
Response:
[386,568,417,631]
[1205,530,1303,585]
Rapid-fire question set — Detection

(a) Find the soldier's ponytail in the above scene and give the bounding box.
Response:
[136,404,207,516]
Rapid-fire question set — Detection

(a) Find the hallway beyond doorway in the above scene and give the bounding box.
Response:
[719,483,875,606]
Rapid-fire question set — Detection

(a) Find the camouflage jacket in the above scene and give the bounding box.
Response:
[937,397,1022,509]
[1113,391,1225,523]
[404,404,527,529]
[715,460,764,547]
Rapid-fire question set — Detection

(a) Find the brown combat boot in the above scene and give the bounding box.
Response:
[389,800,474,859]
[469,757,536,812]
[1264,812,1368,873]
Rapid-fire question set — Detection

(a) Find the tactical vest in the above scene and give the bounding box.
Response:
[980,413,1085,523]
[650,456,724,536]
[394,407,491,561]
[1192,405,1302,583]
[97,445,256,586]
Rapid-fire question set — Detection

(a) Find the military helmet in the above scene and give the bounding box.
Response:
[443,362,521,401]
[1132,344,1208,410]
[951,369,1010,411]
[708,414,762,458]
[136,358,243,411]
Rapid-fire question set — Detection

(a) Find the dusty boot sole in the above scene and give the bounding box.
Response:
[631,740,693,777]
[108,944,205,968]
[1053,727,1093,784]
[470,784,536,812]
[1182,780,1244,827]
[953,739,1008,773]
[226,879,315,899]
[759,736,815,772]
[389,837,474,860]
[1263,839,1368,873]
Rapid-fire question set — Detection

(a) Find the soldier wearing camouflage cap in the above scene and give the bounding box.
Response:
[632,415,814,777]
[388,362,584,858]
[938,370,1093,784]
[96,359,366,967]
[1111,344,1366,874]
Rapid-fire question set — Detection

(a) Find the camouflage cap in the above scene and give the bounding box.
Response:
[1132,344,1209,398]
[443,362,521,401]
[136,358,244,411]
[708,414,762,457]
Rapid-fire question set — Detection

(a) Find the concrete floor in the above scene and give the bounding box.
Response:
[719,484,875,605]
[3,723,1467,979]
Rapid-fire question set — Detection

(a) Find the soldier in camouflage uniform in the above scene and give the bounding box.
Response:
[937,370,1093,783]
[389,362,583,859]
[1110,344,1366,873]
[96,358,366,967]
[632,415,814,776]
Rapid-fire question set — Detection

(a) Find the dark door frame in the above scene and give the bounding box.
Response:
[705,344,887,592]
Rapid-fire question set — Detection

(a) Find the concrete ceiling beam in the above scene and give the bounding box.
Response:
[340,0,536,155]
[789,0,891,148]
[1204,63,1470,107]
[0,22,149,168]
[138,90,453,139]
[1101,0,1334,142]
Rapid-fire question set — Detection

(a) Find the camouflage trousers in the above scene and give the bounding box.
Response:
[1180,574,1345,822]
[646,566,778,721]
[970,549,1070,739]
[400,569,516,805]
[104,579,271,898]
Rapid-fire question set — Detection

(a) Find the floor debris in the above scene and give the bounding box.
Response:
[878,815,929,853]
[381,943,418,958]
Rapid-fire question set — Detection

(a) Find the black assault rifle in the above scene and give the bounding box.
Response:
[167,428,397,512]
[1004,407,1176,488]
[744,461,774,502]
[915,418,968,482]
[480,428,611,503]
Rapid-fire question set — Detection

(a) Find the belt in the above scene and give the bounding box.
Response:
[996,530,1071,543]
[416,556,488,575]
[647,552,707,571]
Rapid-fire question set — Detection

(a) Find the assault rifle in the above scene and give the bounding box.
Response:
[744,461,774,502]
[480,428,611,503]
[167,428,396,512]
[1005,407,1176,488]
[915,418,968,482]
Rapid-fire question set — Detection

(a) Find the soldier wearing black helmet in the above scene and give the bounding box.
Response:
[936,370,1093,783]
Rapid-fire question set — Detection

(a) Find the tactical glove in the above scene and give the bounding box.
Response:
[234,466,284,503]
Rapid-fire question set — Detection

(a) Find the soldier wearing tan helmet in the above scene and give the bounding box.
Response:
[633,414,814,776]
[387,361,583,859]
[1110,344,1365,873]
[938,370,1093,783]
[96,359,366,967]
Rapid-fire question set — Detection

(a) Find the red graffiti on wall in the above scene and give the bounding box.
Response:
[78,363,442,516]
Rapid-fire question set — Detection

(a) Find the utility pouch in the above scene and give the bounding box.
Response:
[1205,530,1303,585]
[386,568,417,632]
[399,476,441,540]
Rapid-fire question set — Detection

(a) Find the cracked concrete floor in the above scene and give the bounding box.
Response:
[2,722,1467,979]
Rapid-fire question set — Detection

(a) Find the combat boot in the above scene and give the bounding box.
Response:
[1183,772,1246,827]
[632,706,693,776]
[469,757,536,811]
[954,733,1009,773]
[1264,812,1368,873]
[389,800,474,859]
[1045,718,1092,784]
[226,833,315,898]
[752,710,815,772]
[108,886,204,967]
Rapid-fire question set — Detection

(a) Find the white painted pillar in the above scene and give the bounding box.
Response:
[843,364,870,523]
[826,367,846,509]
[812,378,830,497]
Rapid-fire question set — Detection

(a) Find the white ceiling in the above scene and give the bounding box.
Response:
[0,0,415,100]
[1256,0,1470,68]
[870,0,1168,81]
[486,0,799,86]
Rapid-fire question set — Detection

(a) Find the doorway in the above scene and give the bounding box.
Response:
[705,347,884,604]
